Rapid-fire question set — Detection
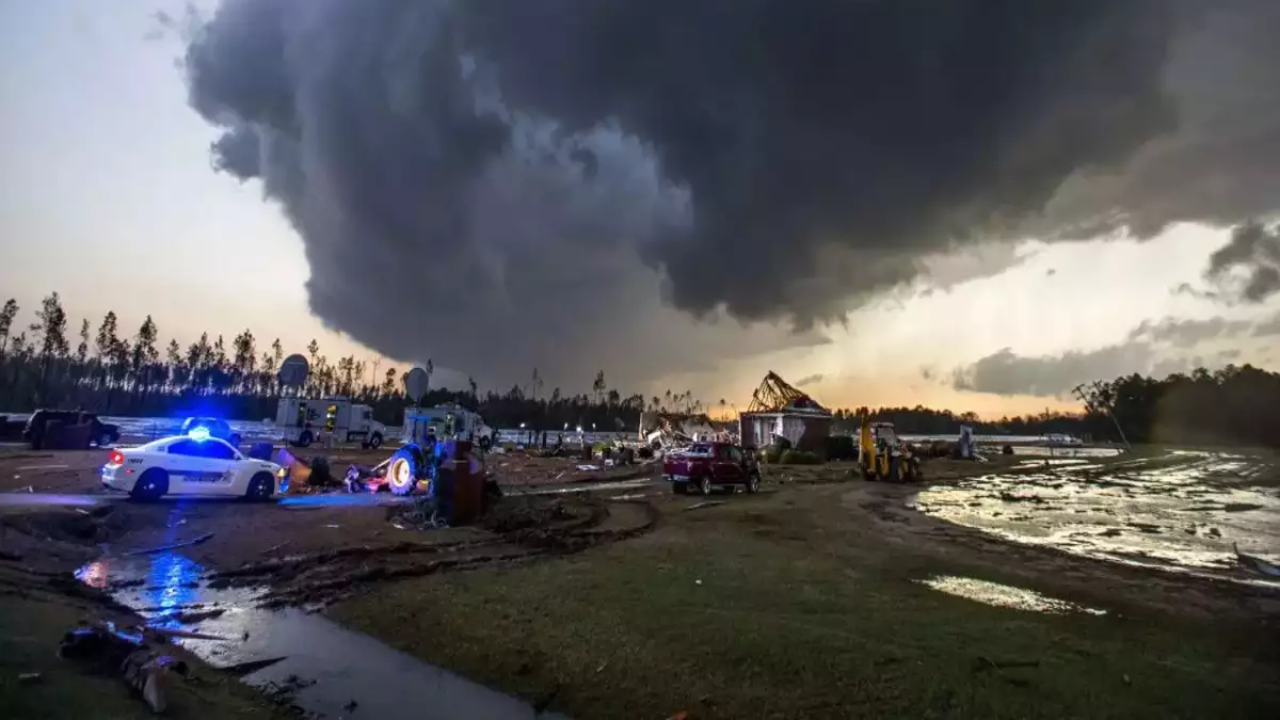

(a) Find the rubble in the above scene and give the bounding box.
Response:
[58,620,193,714]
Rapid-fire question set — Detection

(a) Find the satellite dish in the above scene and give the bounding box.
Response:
[405,367,430,403]
[278,354,310,388]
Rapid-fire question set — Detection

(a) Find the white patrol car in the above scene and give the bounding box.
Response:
[101,429,285,501]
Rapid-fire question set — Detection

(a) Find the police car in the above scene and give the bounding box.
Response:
[100,427,286,501]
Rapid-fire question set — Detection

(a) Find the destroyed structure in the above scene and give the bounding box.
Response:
[739,371,832,452]
[639,411,722,449]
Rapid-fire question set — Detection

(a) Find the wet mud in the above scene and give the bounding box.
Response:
[211,495,659,609]
[914,450,1280,587]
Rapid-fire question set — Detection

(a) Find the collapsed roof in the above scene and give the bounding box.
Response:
[745,371,830,416]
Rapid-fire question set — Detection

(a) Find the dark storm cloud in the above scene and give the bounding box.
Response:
[1127,316,1250,348]
[952,345,1156,398]
[178,0,1280,390]
[793,374,823,389]
[954,315,1258,397]
[1203,223,1280,303]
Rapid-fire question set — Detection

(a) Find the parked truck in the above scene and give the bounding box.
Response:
[274,397,386,448]
[401,404,495,450]
[662,441,761,496]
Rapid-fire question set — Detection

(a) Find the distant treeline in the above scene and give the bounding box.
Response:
[837,364,1280,448]
[2,293,1275,446]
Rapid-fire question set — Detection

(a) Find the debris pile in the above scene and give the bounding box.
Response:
[58,620,194,714]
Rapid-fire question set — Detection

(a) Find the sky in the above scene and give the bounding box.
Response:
[2,1,1279,419]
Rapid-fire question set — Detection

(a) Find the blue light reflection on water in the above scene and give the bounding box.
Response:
[144,551,204,628]
[71,551,205,629]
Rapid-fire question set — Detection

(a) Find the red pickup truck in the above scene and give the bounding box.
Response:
[663,442,761,495]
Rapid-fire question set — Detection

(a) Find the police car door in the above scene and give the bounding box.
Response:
[166,439,237,493]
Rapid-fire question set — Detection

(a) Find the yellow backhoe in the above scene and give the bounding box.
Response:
[858,416,923,482]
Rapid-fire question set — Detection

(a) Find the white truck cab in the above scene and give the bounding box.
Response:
[275,397,386,448]
[402,404,495,448]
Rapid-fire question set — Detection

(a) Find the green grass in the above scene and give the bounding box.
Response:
[331,490,1280,720]
[0,593,279,720]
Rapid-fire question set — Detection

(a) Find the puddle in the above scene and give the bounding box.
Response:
[918,575,1106,615]
[78,552,569,719]
[914,451,1280,588]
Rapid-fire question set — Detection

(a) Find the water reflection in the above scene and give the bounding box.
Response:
[145,552,202,627]
[73,552,203,627]
[75,552,571,719]
[919,575,1107,616]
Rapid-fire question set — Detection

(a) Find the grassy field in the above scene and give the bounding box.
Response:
[332,484,1280,720]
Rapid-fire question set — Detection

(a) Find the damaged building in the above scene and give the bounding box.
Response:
[739,371,832,452]
[638,411,719,447]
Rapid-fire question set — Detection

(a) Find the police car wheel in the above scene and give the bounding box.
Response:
[245,472,275,501]
[130,469,168,501]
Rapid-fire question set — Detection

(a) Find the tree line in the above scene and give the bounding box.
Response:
[2,293,1275,446]
[0,293,707,431]
[835,364,1280,448]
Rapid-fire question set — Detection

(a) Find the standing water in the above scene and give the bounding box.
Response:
[77,552,569,719]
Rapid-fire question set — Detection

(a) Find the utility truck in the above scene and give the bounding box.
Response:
[274,397,386,449]
[401,404,496,450]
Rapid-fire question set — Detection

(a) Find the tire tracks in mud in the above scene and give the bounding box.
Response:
[207,495,660,609]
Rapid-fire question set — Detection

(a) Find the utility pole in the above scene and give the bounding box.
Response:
[1072,381,1130,451]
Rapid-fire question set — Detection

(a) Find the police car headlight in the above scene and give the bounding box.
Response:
[275,467,287,479]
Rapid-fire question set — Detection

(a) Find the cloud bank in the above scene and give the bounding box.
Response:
[177,0,1280,390]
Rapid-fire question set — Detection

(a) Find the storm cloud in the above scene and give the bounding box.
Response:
[1204,222,1280,303]
[953,315,1264,397]
[178,0,1280,390]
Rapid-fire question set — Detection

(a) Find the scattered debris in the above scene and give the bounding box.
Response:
[172,608,226,624]
[262,540,292,555]
[144,626,234,642]
[219,656,287,678]
[123,532,215,557]
[1234,542,1280,577]
[58,621,191,714]
[17,672,42,685]
[261,673,317,706]
[685,500,726,511]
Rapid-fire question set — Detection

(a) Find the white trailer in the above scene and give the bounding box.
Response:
[275,397,387,448]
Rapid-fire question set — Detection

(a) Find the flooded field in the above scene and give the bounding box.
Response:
[914,449,1280,587]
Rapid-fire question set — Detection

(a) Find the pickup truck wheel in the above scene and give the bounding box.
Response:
[95,432,114,448]
[368,433,383,450]
[746,472,760,494]
[698,476,713,496]
[672,482,688,495]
